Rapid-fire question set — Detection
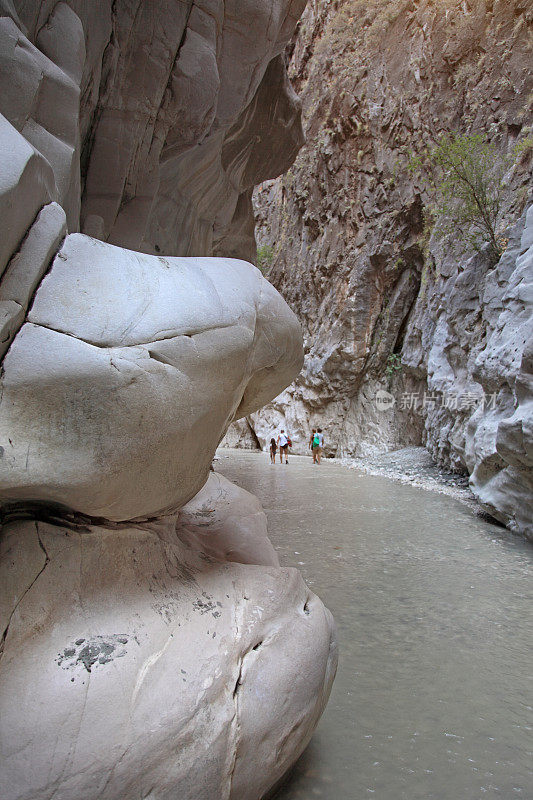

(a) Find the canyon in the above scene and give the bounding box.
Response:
[226,0,533,539]
[0,0,531,797]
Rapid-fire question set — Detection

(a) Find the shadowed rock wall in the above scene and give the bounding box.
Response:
[12,0,305,258]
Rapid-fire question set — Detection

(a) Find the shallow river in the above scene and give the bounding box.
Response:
[217,450,532,800]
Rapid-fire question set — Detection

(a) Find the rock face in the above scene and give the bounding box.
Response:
[0,488,336,800]
[0,234,302,520]
[466,207,533,538]
[243,0,533,538]
[12,0,306,258]
[0,2,338,798]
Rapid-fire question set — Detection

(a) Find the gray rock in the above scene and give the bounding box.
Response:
[467,206,533,538]
[0,2,339,797]
[245,0,533,536]
[0,233,302,521]
[0,202,66,357]
[0,15,82,228]
[0,114,57,278]
[0,501,336,800]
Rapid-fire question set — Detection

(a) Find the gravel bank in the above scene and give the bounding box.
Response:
[333,447,494,520]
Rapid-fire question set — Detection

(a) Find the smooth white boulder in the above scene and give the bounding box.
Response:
[0,234,303,520]
[0,480,337,800]
[179,471,279,566]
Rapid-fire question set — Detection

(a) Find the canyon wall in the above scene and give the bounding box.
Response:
[10,0,306,258]
[235,0,533,538]
[0,2,339,798]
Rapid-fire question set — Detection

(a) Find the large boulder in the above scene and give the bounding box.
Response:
[0,479,337,800]
[0,233,303,520]
[0,3,338,798]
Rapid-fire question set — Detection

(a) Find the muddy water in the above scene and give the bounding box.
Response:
[217,450,533,800]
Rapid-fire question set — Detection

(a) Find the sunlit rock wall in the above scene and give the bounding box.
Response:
[243,0,533,537]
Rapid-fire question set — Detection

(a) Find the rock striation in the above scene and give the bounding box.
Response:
[242,0,533,538]
[0,2,338,798]
[12,0,306,259]
[466,207,533,538]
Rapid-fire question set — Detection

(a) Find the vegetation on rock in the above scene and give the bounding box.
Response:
[385,353,403,378]
[256,244,275,274]
[409,133,524,265]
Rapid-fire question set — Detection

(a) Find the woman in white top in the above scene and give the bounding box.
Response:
[277,430,289,464]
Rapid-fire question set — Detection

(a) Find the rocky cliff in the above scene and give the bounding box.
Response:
[234,0,533,538]
[0,2,339,798]
[9,0,306,258]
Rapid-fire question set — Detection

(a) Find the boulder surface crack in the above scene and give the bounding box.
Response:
[0,522,49,665]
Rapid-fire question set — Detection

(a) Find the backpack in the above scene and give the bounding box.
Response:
[313,433,320,446]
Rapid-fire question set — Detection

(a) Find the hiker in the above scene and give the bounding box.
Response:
[277,429,290,464]
[269,437,277,464]
[312,428,324,464]
[309,429,316,462]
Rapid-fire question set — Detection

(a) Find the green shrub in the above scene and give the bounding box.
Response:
[385,353,402,377]
[256,244,275,274]
[409,132,511,265]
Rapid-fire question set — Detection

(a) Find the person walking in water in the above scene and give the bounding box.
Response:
[269,437,277,464]
[311,428,324,464]
[309,429,317,463]
[277,429,290,464]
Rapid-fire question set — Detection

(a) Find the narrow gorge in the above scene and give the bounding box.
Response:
[0,1,531,799]
[225,0,533,540]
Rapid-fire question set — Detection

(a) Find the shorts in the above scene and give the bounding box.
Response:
[280,444,288,450]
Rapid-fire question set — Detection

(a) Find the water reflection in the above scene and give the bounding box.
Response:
[218,450,533,800]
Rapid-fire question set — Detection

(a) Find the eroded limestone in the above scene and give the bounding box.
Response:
[0,505,337,800]
[0,3,337,797]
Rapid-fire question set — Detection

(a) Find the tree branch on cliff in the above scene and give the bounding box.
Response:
[408,132,512,266]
